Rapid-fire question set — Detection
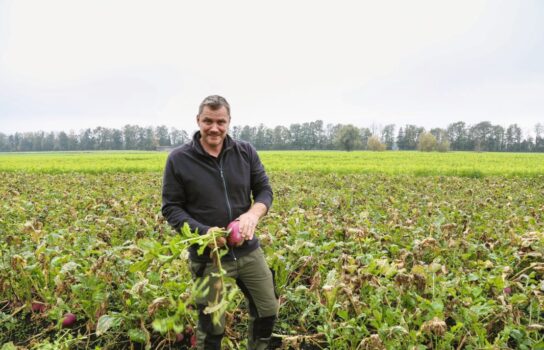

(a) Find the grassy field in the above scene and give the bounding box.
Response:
[1,151,543,349]
[1,150,544,176]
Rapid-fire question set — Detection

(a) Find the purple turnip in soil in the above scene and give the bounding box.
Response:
[175,333,184,342]
[190,334,197,347]
[31,302,46,313]
[62,313,76,328]
[227,220,243,246]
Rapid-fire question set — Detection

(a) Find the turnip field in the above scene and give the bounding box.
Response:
[1,151,543,349]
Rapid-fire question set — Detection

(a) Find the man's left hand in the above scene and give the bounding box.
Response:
[237,212,259,242]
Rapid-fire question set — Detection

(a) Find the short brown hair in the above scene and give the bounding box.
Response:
[198,95,231,117]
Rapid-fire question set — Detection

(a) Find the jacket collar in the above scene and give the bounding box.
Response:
[191,131,234,157]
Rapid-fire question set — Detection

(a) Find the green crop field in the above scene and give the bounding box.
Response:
[2,151,544,176]
[1,151,543,349]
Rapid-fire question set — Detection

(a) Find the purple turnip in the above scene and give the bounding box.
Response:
[62,312,76,328]
[190,334,197,347]
[31,302,46,313]
[227,220,243,246]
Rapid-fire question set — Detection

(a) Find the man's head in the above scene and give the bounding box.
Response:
[198,95,231,117]
[196,95,231,153]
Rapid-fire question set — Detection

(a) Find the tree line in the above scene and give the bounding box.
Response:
[1,121,543,152]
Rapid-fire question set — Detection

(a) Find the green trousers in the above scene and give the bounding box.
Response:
[190,247,279,350]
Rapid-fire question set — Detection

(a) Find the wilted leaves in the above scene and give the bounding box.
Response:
[1,170,543,349]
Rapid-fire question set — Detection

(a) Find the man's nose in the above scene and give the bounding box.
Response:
[209,123,220,132]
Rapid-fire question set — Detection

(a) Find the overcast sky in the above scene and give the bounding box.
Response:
[1,0,543,135]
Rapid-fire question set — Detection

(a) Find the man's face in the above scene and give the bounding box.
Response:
[197,106,230,150]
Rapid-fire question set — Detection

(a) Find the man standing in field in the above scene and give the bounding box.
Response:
[161,95,278,350]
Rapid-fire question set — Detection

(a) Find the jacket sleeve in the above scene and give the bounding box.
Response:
[248,145,273,211]
[161,155,211,235]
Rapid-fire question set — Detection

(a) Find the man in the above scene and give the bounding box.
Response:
[162,95,278,350]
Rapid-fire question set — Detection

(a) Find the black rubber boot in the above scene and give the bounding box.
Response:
[248,315,276,350]
[196,304,224,350]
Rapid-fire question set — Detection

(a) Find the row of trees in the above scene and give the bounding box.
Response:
[1,121,543,152]
[0,125,191,152]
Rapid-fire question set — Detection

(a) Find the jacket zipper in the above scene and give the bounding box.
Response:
[218,157,237,261]
[218,157,233,221]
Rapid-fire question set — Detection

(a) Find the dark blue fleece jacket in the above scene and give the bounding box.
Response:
[161,132,273,262]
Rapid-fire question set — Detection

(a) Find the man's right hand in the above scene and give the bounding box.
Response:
[207,227,226,248]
